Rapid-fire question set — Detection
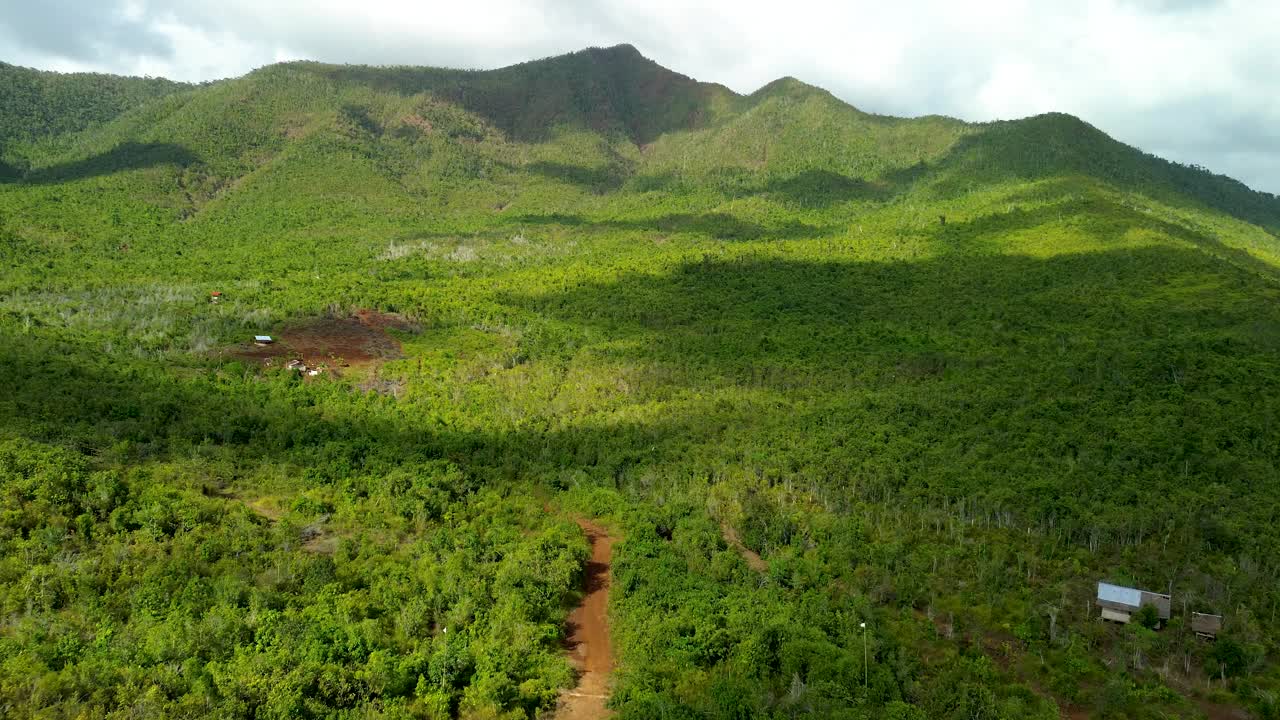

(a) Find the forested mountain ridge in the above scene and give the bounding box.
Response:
[3,44,1280,720]
[278,44,738,144]
[0,62,191,178]
[3,44,1277,225]
[4,44,1277,241]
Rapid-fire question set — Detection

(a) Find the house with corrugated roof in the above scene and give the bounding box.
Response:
[1096,581,1171,625]
[1192,612,1223,639]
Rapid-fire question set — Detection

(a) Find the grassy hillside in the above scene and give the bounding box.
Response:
[2,45,1280,720]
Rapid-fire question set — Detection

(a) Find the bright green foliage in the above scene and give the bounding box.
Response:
[2,44,1280,718]
[0,433,586,719]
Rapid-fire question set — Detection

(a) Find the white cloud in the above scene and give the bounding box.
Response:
[0,0,1277,193]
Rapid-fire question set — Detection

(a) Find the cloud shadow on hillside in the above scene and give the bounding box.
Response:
[508,115,1280,236]
[507,211,827,241]
[929,191,1280,282]
[496,240,1280,512]
[7,142,199,185]
[896,117,1280,232]
[0,325,707,491]
[0,157,22,182]
[513,162,901,208]
[505,245,1265,382]
[3,230,1280,538]
[762,169,896,207]
[525,161,629,194]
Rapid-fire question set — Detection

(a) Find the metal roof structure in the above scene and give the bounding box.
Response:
[1098,582,1142,608]
[1096,581,1171,619]
[1192,612,1223,636]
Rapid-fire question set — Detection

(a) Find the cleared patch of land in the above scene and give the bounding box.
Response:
[229,310,412,371]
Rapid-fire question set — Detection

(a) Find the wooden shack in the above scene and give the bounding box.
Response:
[1192,612,1223,639]
[1096,582,1171,624]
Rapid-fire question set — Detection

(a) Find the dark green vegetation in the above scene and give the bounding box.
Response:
[3,44,1280,719]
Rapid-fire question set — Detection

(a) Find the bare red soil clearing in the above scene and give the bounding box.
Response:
[557,519,615,720]
[229,310,411,371]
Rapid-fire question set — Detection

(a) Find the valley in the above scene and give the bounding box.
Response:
[1,45,1279,719]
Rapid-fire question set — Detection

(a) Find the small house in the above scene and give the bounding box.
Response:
[210,291,223,304]
[285,359,306,372]
[254,335,273,346]
[1097,582,1171,624]
[1192,612,1223,639]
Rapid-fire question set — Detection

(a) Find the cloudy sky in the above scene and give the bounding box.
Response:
[2,0,1278,194]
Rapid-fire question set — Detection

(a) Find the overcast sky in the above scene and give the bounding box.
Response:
[2,0,1278,194]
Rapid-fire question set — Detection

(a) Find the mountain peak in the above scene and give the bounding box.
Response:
[751,75,829,101]
[598,43,642,56]
[574,43,650,67]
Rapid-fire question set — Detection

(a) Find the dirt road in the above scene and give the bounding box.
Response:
[557,519,615,720]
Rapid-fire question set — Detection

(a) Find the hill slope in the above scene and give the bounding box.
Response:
[2,45,1280,720]
[0,62,191,177]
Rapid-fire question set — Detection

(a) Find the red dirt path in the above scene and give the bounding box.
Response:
[721,521,767,573]
[557,519,615,720]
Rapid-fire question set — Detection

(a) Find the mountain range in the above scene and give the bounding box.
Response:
[2,44,1279,720]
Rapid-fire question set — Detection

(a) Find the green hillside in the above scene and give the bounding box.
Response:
[2,44,1280,720]
[0,62,191,178]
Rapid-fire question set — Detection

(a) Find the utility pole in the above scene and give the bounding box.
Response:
[861,621,868,690]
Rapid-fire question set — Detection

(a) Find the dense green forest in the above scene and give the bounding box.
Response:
[0,63,191,180]
[3,45,1280,719]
